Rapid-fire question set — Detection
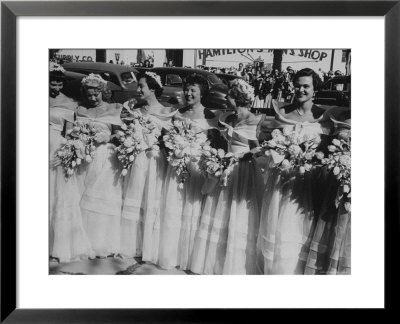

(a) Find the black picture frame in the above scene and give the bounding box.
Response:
[1,0,398,322]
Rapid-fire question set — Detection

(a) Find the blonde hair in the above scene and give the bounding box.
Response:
[81,73,107,91]
[228,79,255,107]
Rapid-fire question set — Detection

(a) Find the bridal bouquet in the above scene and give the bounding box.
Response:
[262,128,322,173]
[115,110,161,176]
[55,121,97,178]
[163,119,208,188]
[199,146,238,187]
[319,129,351,211]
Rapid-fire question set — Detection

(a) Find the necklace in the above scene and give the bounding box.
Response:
[296,108,304,116]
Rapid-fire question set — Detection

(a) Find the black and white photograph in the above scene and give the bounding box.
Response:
[49,48,351,276]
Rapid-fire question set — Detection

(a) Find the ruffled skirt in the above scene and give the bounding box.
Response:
[50,167,94,263]
[257,169,316,274]
[158,162,205,270]
[120,150,167,262]
[191,159,263,275]
[80,143,123,257]
[302,171,351,275]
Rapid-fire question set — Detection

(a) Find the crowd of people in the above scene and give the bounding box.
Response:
[49,62,351,275]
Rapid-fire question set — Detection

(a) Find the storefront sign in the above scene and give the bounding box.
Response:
[198,49,328,61]
[198,49,264,59]
[267,49,328,61]
[55,54,94,62]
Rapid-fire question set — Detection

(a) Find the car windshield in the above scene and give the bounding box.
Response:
[165,74,183,86]
[207,74,224,85]
[121,72,137,85]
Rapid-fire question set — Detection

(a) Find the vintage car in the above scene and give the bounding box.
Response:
[314,75,351,107]
[150,67,229,110]
[215,73,244,87]
[62,62,139,103]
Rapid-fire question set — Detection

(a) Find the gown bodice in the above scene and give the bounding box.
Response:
[49,93,77,132]
[219,112,262,154]
[139,106,177,131]
[76,103,122,135]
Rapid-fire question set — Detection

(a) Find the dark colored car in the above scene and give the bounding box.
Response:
[215,73,244,87]
[150,67,229,110]
[133,67,184,108]
[62,62,139,103]
[314,75,351,107]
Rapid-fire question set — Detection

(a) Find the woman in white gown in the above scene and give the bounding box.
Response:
[49,62,94,263]
[303,108,351,274]
[191,79,264,274]
[76,74,123,258]
[158,73,222,270]
[257,68,332,274]
[120,71,176,262]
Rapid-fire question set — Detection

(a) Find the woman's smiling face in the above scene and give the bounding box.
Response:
[184,84,202,106]
[86,88,103,107]
[294,76,314,104]
[49,80,63,98]
[137,77,153,100]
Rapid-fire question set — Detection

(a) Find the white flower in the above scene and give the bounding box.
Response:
[288,144,302,156]
[299,166,305,174]
[85,155,93,163]
[281,159,291,169]
[121,123,128,131]
[217,149,225,158]
[271,129,282,138]
[332,139,341,146]
[343,184,350,193]
[49,62,65,73]
[76,158,82,165]
[282,127,292,136]
[124,137,134,148]
[145,71,163,88]
[339,154,351,168]
[333,166,340,175]
[121,169,128,176]
[304,163,312,171]
[328,145,337,152]
[316,152,324,160]
[304,152,313,160]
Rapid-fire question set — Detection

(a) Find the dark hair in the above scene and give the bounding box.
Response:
[183,73,209,98]
[137,72,163,97]
[49,71,65,83]
[293,68,322,91]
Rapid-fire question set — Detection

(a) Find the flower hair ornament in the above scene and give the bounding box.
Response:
[81,73,108,90]
[229,78,255,103]
[49,62,65,73]
[145,71,163,88]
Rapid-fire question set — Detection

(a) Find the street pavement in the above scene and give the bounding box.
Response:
[49,257,193,275]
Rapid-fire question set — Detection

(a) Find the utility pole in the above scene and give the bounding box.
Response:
[330,49,335,71]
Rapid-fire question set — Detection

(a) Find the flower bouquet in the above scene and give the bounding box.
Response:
[115,110,161,176]
[163,119,208,188]
[262,128,322,174]
[55,121,97,178]
[319,129,351,211]
[199,145,238,187]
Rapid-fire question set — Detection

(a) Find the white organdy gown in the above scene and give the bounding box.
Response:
[49,96,95,263]
[190,112,264,274]
[158,114,217,270]
[257,112,329,274]
[77,103,123,258]
[120,107,176,261]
